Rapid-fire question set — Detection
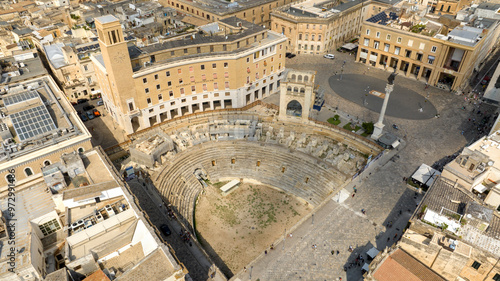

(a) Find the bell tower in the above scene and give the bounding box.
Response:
[95,15,138,132]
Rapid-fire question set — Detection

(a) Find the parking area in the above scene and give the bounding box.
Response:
[73,99,129,149]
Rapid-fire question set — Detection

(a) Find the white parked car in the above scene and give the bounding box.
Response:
[324,54,335,59]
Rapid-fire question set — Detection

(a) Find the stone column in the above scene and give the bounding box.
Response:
[371,83,394,140]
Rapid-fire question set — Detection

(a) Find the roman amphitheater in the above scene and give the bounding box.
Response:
[120,70,384,278]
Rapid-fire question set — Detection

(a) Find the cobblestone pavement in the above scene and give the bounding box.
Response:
[232,52,492,281]
[127,179,219,281]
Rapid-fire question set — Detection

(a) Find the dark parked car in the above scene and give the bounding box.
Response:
[77,98,89,104]
[83,105,95,111]
[285,52,296,59]
[86,111,95,120]
[160,224,171,236]
[79,113,88,122]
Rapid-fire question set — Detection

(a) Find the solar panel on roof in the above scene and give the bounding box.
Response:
[3,91,39,107]
[10,105,57,141]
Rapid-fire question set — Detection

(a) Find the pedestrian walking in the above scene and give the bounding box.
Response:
[353,186,357,193]
[352,193,355,198]
[265,250,267,255]
[336,250,340,255]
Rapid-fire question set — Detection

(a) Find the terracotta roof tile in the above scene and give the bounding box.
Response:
[373,249,446,281]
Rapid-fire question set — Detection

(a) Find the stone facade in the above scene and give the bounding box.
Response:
[92,15,287,134]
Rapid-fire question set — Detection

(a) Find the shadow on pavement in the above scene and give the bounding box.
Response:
[329,74,437,120]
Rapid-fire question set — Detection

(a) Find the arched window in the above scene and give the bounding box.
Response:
[293,87,298,92]
[24,167,33,177]
[43,160,51,167]
[297,75,303,82]
[304,76,309,82]
[300,88,305,93]
[287,86,292,92]
[78,147,84,153]
[291,74,296,81]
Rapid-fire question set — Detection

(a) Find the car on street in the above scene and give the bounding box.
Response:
[83,105,95,111]
[92,109,101,117]
[86,111,95,120]
[323,54,335,59]
[80,113,88,122]
[285,52,296,59]
[97,99,104,106]
[77,98,89,104]
[160,224,171,236]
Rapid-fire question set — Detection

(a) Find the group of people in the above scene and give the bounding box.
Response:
[343,253,365,271]
[179,229,191,243]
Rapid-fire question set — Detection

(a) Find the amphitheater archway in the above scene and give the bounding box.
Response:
[286,100,302,117]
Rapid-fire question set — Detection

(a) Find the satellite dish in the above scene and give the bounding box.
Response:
[467,214,472,219]
[488,161,494,166]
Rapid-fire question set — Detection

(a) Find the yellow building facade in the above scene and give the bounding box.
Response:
[270,0,394,54]
[356,10,500,91]
[92,15,287,133]
[158,0,296,27]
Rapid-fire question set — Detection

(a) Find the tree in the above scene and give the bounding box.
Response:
[362,122,374,134]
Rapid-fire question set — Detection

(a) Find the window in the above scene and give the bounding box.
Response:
[416,53,423,61]
[299,33,302,40]
[158,94,163,101]
[214,82,218,90]
[171,51,175,56]
[493,273,500,281]
[189,66,194,72]
[145,88,149,94]
[178,68,182,74]
[167,81,172,86]
[427,55,435,65]
[408,40,413,47]
[374,41,380,49]
[202,74,206,80]
[191,86,196,93]
[197,47,201,53]
[169,91,173,97]
[419,43,425,50]
[405,50,411,58]
[39,219,61,236]
[190,76,195,82]
[376,31,380,38]
[143,78,147,84]
[224,62,228,68]
[311,34,315,41]
[128,102,134,111]
[223,44,227,51]
[184,48,188,54]
[147,98,152,104]
[305,34,308,40]
[180,88,185,95]
[386,34,391,40]
[179,78,183,84]
[472,261,481,270]
[384,44,390,52]
[395,47,400,55]
[366,29,370,35]
[156,84,161,90]
[154,74,159,80]
[224,72,229,78]
[431,46,437,52]
[83,65,88,71]
[201,65,205,70]
[225,81,229,89]
[166,71,170,77]
[203,84,207,91]
[318,35,321,41]
[43,160,51,166]
[213,73,217,79]
[364,38,369,46]
[212,63,216,69]
[397,37,402,43]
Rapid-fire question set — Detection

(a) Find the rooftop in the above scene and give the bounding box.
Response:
[0,75,90,168]
[371,248,446,281]
[415,178,500,256]
[0,54,48,84]
[277,0,366,19]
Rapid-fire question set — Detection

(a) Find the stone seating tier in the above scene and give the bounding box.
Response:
[154,140,348,231]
